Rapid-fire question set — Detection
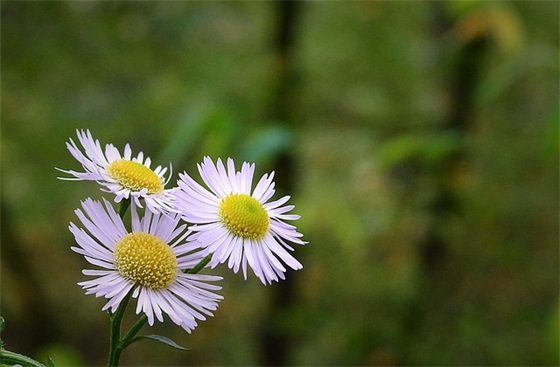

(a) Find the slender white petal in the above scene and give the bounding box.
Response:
[70,198,222,333]
[175,157,306,285]
[57,129,176,214]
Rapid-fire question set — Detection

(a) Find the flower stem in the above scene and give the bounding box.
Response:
[120,314,148,349]
[107,198,132,367]
[107,288,133,367]
[106,199,211,366]
[0,349,46,367]
[117,198,131,219]
[187,254,213,274]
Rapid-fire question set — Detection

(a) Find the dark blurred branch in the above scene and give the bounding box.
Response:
[420,13,488,274]
[258,1,302,366]
[0,199,61,357]
[400,1,489,350]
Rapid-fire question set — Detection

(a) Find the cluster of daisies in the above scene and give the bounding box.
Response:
[58,129,306,333]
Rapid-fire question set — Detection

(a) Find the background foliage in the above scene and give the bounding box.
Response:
[1,1,558,366]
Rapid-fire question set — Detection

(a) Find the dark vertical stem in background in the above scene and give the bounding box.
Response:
[420,8,488,274]
[402,2,489,348]
[258,1,301,366]
[0,200,61,358]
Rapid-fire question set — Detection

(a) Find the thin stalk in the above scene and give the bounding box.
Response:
[106,198,212,366]
[118,198,131,219]
[187,254,212,274]
[120,314,148,349]
[107,198,132,367]
[0,349,46,367]
[109,254,212,363]
[107,289,133,367]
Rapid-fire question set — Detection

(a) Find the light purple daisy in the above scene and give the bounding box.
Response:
[69,198,223,333]
[175,157,306,285]
[57,129,175,214]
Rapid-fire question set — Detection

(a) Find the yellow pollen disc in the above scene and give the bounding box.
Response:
[114,232,177,289]
[106,159,164,194]
[219,194,269,240]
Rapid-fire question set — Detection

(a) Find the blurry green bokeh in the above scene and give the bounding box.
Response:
[1,1,558,366]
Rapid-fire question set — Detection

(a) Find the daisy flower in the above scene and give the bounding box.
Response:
[175,157,306,285]
[57,129,175,214]
[69,198,223,333]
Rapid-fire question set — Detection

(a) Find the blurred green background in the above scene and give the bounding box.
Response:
[1,1,558,366]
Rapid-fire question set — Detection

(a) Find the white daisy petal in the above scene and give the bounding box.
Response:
[226,158,240,193]
[252,172,272,201]
[70,198,222,332]
[175,157,306,284]
[57,129,176,214]
[264,195,291,210]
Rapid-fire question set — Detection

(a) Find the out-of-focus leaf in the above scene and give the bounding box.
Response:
[447,0,486,18]
[377,131,462,170]
[453,3,524,54]
[475,57,519,106]
[241,124,293,164]
[543,105,560,162]
[36,344,84,367]
[158,107,240,164]
[199,109,239,158]
[157,108,213,164]
[547,302,560,363]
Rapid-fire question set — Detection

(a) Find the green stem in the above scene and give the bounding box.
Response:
[107,288,133,367]
[187,254,213,274]
[118,254,212,350]
[0,349,46,367]
[107,199,132,367]
[118,198,131,219]
[120,314,148,349]
[106,199,212,366]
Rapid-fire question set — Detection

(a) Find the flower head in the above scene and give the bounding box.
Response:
[69,198,223,333]
[57,129,175,214]
[175,157,306,285]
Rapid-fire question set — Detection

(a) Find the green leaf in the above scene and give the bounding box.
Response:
[376,131,462,170]
[157,108,210,164]
[241,124,293,164]
[47,357,56,367]
[187,253,212,274]
[135,334,190,351]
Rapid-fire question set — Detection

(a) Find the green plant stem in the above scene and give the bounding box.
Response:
[107,288,133,367]
[187,254,212,274]
[107,198,132,367]
[106,198,212,366]
[117,198,131,218]
[120,314,148,349]
[0,349,46,367]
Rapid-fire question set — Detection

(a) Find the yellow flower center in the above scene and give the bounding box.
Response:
[219,194,270,240]
[114,232,177,289]
[106,159,164,194]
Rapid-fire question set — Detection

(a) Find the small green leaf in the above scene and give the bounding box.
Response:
[138,334,190,351]
[377,131,462,170]
[47,357,56,367]
[241,124,293,164]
